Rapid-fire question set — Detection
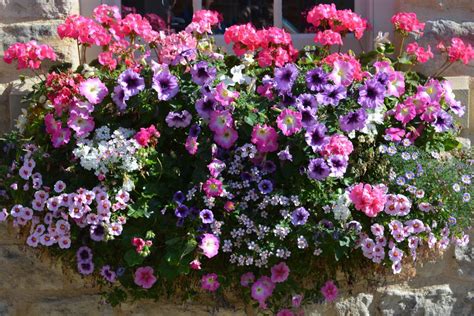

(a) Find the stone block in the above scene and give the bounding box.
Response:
[0,83,11,134]
[0,0,79,24]
[27,295,113,316]
[0,302,11,316]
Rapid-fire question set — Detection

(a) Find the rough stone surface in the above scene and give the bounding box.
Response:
[0,0,79,24]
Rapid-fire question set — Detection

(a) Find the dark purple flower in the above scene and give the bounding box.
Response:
[432,110,453,132]
[195,95,217,120]
[375,72,390,86]
[199,209,214,224]
[77,261,94,275]
[279,93,296,107]
[112,85,129,111]
[307,158,330,180]
[291,207,309,226]
[118,69,145,96]
[189,124,201,137]
[274,63,299,92]
[191,61,216,86]
[100,265,117,283]
[173,191,185,204]
[152,71,179,101]
[76,246,93,263]
[278,146,293,161]
[339,108,368,132]
[258,179,273,194]
[296,93,318,109]
[298,105,318,130]
[90,224,105,241]
[358,79,385,109]
[261,160,276,174]
[175,204,190,218]
[328,155,348,178]
[240,172,252,181]
[166,110,192,128]
[305,124,329,152]
[116,267,126,277]
[318,84,347,106]
[306,67,328,92]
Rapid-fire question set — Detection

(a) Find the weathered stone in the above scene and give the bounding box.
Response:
[0,83,12,134]
[27,295,113,316]
[0,0,79,24]
[0,301,11,316]
[334,293,373,316]
[118,302,246,316]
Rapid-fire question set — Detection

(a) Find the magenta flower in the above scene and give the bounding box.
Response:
[79,78,108,105]
[321,280,338,302]
[201,273,220,292]
[213,127,238,149]
[67,113,94,137]
[134,266,157,289]
[240,272,255,287]
[199,233,220,258]
[277,109,302,136]
[251,124,279,153]
[209,110,233,134]
[203,178,223,197]
[277,309,295,316]
[394,103,416,124]
[251,276,275,309]
[51,128,71,148]
[190,259,201,270]
[215,82,239,106]
[271,262,290,283]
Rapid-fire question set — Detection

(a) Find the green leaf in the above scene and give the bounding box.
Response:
[124,249,145,267]
[180,239,197,260]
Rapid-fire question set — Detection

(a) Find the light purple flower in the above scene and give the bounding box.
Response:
[79,78,108,105]
[291,207,309,226]
[101,265,117,283]
[307,158,330,180]
[166,110,192,128]
[318,84,347,106]
[77,261,94,275]
[112,85,130,111]
[274,63,298,92]
[118,69,145,96]
[76,246,93,263]
[328,155,348,178]
[339,108,368,132]
[305,123,329,152]
[258,179,273,194]
[199,209,214,224]
[195,95,217,120]
[90,224,105,241]
[152,71,179,101]
[432,110,453,132]
[306,67,328,92]
[358,79,385,109]
[191,61,216,86]
[296,93,318,109]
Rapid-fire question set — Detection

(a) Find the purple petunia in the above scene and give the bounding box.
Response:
[305,123,329,152]
[101,265,117,283]
[112,85,129,111]
[175,204,190,218]
[432,110,453,132]
[152,71,179,101]
[358,79,385,109]
[307,158,330,180]
[306,67,328,92]
[339,108,368,132]
[166,110,192,128]
[298,105,318,130]
[191,61,216,86]
[90,224,105,241]
[195,95,218,120]
[258,179,273,194]
[76,246,93,263]
[173,191,185,204]
[118,69,145,96]
[291,207,309,226]
[278,146,293,161]
[274,63,299,92]
[199,209,215,224]
[296,93,318,109]
[318,84,347,106]
[328,155,348,178]
[77,260,94,275]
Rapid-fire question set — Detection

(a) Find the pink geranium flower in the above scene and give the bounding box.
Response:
[349,183,387,217]
[134,266,157,289]
[271,262,290,283]
[201,273,220,291]
[321,280,338,302]
[276,109,302,136]
[134,125,161,147]
[321,134,353,157]
[406,43,433,63]
[314,30,343,46]
[199,233,220,258]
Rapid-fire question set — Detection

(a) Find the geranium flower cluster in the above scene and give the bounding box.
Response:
[306,3,368,44]
[0,4,472,313]
[3,40,57,70]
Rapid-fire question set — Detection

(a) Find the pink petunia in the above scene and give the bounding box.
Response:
[251,124,279,153]
[79,78,108,105]
[321,280,338,302]
[276,109,302,136]
[199,233,220,258]
[201,273,220,291]
[134,266,157,289]
[202,178,223,197]
[270,262,290,283]
[213,127,238,149]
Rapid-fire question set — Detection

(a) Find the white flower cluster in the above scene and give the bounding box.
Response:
[73,127,141,176]
[332,191,351,222]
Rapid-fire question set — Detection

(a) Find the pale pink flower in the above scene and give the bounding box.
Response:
[270,262,290,283]
[199,233,220,258]
[134,266,157,289]
[201,273,220,291]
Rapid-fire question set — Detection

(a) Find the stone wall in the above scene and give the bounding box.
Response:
[0,1,473,315]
